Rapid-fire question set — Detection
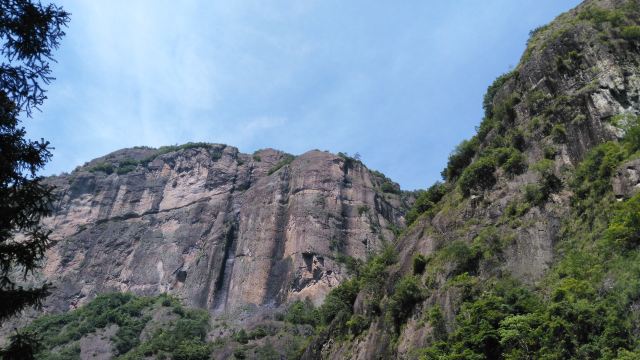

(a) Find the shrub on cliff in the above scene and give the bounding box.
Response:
[491,147,527,176]
[385,275,426,329]
[442,138,478,181]
[406,182,447,225]
[459,156,497,196]
[268,154,295,175]
[604,193,640,249]
[317,279,360,328]
[571,142,626,214]
[621,25,640,40]
[284,299,319,326]
[483,71,516,119]
[88,161,115,174]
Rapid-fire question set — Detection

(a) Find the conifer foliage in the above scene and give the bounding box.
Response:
[0,0,69,355]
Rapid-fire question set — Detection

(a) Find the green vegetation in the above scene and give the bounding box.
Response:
[571,142,626,215]
[324,103,638,357]
[24,3,640,359]
[22,293,211,359]
[524,89,550,113]
[458,156,497,196]
[543,145,557,160]
[406,182,447,225]
[380,181,400,194]
[523,1,640,65]
[555,50,583,74]
[153,142,216,157]
[357,205,370,216]
[89,160,137,175]
[621,25,640,40]
[334,253,363,275]
[477,93,522,143]
[284,299,319,327]
[88,161,115,174]
[303,3,640,357]
[0,4,71,357]
[414,115,640,358]
[419,278,539,359]
[610,114,640,154]
[23,291,313,359]
[472,226,511,261]
[358,245,398,314]
[523,159,562,207]
[116,158,139,175]
[419,190,640,359]
[234,329,249,344]
[283,245,399,337]
[413,254,428,275]
[492,93,521,126]
[429,241,481,279]
[503,199,531,224]
[551,123,567,143]
[317,278,361,331]
[338,152,361,171]
[123,306,211,360]
[605,194,640,249]
[144,142,224,164]
[490,147,527,176]
[267,154,295,175]
[501,150,527,175]
[426,306,446,341]
[483,71,516,119]
[441,67,528,198]
[442,138,478,181]
[371,169,401,194]
[385,276,426,330]
[87,142,222,175]
[578,5,625,27]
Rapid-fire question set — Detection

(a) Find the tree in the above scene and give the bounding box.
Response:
[0,0,69,353]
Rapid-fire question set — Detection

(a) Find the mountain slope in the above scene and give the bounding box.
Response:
[303,0,640,358]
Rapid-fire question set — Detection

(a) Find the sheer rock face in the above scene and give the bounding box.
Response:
[41,146,409,313]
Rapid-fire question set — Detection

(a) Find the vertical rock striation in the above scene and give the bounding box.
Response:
[40,145,410,314]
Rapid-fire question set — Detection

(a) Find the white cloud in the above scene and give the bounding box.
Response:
[30,0,582,190]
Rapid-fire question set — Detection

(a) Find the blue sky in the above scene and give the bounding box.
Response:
[26,0,581,190]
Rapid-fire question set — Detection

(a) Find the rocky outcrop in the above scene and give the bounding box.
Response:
[614,158,640,198]
[304,0,640,358]
[40,145,409,314]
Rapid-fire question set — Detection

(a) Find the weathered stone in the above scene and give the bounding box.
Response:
[39,146,409,315]
[613,158,640,199]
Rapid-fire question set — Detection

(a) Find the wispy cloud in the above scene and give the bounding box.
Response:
[29,0,581,189]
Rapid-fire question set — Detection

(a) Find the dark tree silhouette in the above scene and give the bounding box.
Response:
[0,0,69,355]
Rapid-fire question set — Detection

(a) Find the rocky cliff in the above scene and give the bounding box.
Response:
[303,0,640,358]
[39,145,410,315]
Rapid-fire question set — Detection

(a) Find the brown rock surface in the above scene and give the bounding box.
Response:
[39,145,409,315]
[613,158,640,199]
